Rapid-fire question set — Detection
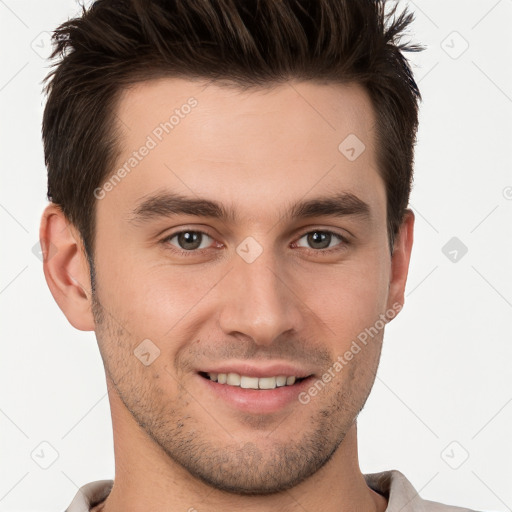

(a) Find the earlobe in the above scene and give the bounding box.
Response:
[39,204,96,331]
[387,209,414,314]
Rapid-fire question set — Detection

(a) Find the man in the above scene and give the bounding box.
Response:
[39,0,477,510]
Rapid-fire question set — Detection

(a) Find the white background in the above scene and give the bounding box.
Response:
[1,1,511,511]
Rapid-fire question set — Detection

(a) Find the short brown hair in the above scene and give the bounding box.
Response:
[43,0,422,264]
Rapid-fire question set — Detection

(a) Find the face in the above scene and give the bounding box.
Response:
[90,78,404,494]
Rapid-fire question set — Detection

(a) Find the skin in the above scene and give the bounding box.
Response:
[40,78,414,512]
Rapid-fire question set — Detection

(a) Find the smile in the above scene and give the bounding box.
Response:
[201,372,306,389]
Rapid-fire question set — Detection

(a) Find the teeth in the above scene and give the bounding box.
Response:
[207,372,300,389]
[258,377,276,389]
[227,373,241,386]
[276,376,287,387]
[240,376,259,389]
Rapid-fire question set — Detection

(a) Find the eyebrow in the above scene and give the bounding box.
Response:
[127,190,371,225]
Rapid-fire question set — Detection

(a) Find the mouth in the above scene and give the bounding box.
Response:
[199,371,309,389]
[196,363,316,414]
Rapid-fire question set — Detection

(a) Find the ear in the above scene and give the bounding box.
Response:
[386,209,414,314]
[39,203,95,331]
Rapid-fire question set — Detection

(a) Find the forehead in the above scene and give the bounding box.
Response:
[115,77,376,158]
[102,77,385,225]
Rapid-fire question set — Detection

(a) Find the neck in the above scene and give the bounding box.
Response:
[101,383,387,512]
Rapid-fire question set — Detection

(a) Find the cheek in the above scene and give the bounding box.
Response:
[96,254,226,341]
[304,259,390,346]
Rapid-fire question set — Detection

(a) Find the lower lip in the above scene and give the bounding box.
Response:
[198,374,314,414]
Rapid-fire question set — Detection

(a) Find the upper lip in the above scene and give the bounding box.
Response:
[198,362,314,379]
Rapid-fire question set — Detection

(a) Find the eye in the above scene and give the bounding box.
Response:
[294,230,347,251]
[164,230,214,251]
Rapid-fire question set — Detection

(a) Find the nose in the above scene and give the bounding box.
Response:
[217,247,304,346]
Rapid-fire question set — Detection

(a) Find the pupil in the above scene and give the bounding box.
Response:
[179,231,201,250]
[308,231,330,249]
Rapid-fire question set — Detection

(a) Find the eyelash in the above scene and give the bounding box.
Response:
[160,229,350,257]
